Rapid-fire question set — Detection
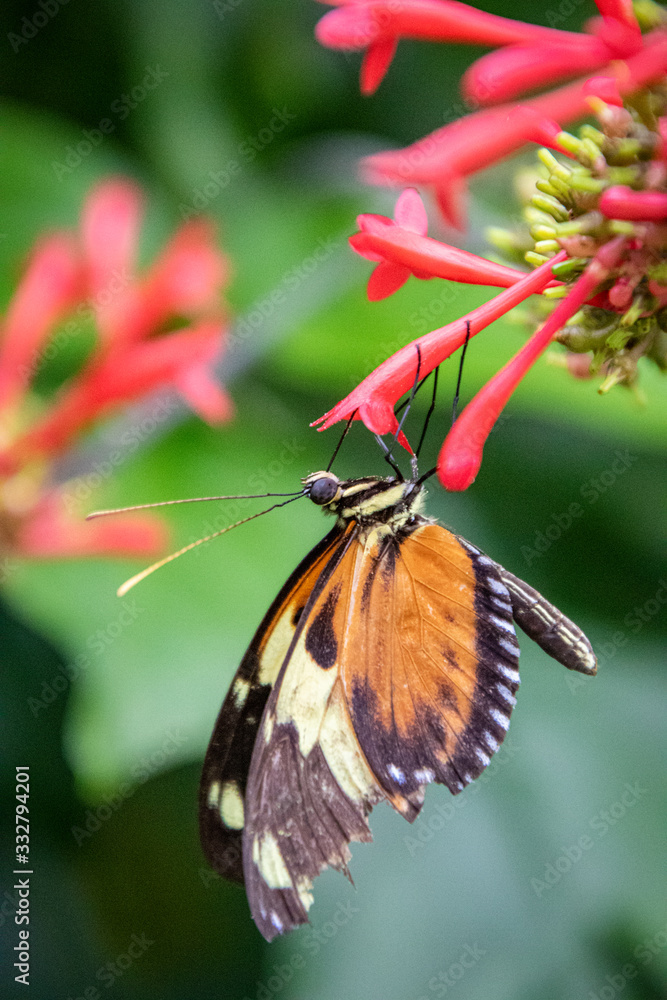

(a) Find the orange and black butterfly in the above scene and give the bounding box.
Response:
[198,465,597,941]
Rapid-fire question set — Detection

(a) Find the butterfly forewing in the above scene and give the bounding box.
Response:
[198,521,351,883]
[343,523,520,809]
[241,525,386,940]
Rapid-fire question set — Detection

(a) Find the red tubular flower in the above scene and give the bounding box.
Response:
[313,252,566,438]
[17,320,225,456]
[364,103,566,229]
[363,34,667,227]
[16,491,170,559]
[599,185,667,220]
[318,0,667,228]
[316,0,607,95]
[2,179,232,463]
[438,238,628,490]
[0,235,82,411]
[461,40,612,107]
[317,0,667,492]
[80,178,143,341]
[0,176,234,563]
[351,188,542,299]
[80,180,229,347]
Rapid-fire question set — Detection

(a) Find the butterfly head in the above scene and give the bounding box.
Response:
[302,471,425,527]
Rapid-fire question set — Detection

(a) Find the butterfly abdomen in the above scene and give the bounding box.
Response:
[498,568,597,675]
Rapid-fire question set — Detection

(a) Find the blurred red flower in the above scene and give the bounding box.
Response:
[0,177,233,563]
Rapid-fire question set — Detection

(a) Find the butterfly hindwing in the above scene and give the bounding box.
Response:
[241,523,385,939]
[198,521,350,884]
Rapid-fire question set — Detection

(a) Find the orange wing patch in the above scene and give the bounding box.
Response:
[342,523,520,811]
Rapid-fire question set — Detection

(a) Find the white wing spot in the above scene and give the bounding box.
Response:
[220,781,245,829]
[484,731,499,752]
[487,577,507,595]
[490,614,515,635]
[496,683,517,706]
[271,912,283,932]
[252,832,292,889]
[207,780,221,809]
[414,768,435,784]
[490,707,510,730]
[498,637,520,657]
[498,663,521,683]
[388,764,406,784]
[475,747,490,767]
[232,677,250,708]
[493,597,513,613]
[296,876,314,912]
[476,555,493,566]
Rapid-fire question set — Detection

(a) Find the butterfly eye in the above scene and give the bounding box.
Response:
[308,476,340,506]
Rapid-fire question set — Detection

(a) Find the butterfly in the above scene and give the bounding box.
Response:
[198,466,597,941]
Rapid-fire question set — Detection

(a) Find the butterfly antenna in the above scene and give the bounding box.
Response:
[374,434,403,478]
[87,491,303,520]
[326,411,356,472]
[115,494,305,597]
[452,319,472,425]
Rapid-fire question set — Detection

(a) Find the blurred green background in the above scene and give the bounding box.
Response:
[1,0,666,998]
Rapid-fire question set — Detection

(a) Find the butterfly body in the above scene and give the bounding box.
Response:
[199,471,596,940]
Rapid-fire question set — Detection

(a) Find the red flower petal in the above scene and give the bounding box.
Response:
[462,39,611,107]
[358,212,395,231]
[438,238,627,490]
[313,252,565,437]
[367,260,412,300]
[583,74,624,106]
[174,362,234,424]
[594,0,639,31]
[364,104,563,228]
[361,36,398,94]
[316,1,593,52]
[80,178,143,339]
[350,227,538,289]
[0,234,82,410]
[18,320,225,455]
[599,185,667,220]
[393,187,428,234]
[142,219,229,320]
[16,491,169,559]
